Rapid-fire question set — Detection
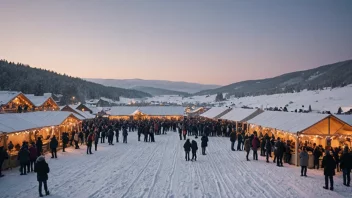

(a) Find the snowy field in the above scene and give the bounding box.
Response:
[0,132,351,198]
[133,85,352,114]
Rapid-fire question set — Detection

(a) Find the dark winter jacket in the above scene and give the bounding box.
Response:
[237,133,243,143]
[230,132,237,142]
[201,136,208,148]
[0,146,9,163]
[275,141,284,155]
[17,148,30,164]
[50,137,58,149]
[299,151,309,167]
[313,147,322,159]
[340,152,352,170]
[244,139,250,152]
[29,146,38,161]
[36,139,43,153]
[265,140,272,153]
[191,140,198,153]
[94,132,99,143]
[34,156,50,181]
[184,140,191,152]
[123,128,128,136]
[252,136,260,149]
[322,153,336,176]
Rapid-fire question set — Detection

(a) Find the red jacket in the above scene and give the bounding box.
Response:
[29,146,38,160]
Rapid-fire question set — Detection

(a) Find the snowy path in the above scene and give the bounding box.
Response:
[0,132,351,198]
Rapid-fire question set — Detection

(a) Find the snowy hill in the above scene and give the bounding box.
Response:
[131,86,190,96]
[136,85,352,113]
[195,59,352,97]
[85,78,220,94]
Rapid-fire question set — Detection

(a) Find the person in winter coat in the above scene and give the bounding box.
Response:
[230,131,237,151]
[87,133,93,154]
[313,146,322,169]
[191,140,198,161]
[201,135,208,155]
[150,126,155,142]
[34,156,50,197]
[178,123,182,140]
[340,146,352,186]
[252,135,260,161]
[29,142,38,172]
[79,131,84,145]
[8,141,14,152]
[50,136,58,159]
[62,133,69,152]
[123,127,128,143]
[0,146,9,177]
[322,150,336,191]
[183,139,191,161]
[244,137,251,161]
[260,138,266,156]
[18,146,30,175]
[36,137,43,157]
[101,129,106,143]
[237,133,243,151]
[115,128,119,143]
[74,132,80,149]
[265,139,272,163]
[275,138,284,167]
[300,147,309,177]
[182,127,187,140]
[332,147,340,172]
[94,132,99,151]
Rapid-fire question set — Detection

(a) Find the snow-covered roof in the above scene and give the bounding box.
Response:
[25,94,52,106]
[0,111,81,133]
[220,108,262,122]
[109,106,139,116]
[0,91,21,105]
[138,106,185,116]
[89,107,104,114]
[341,107,352,113]
[200,107,230,119]
[247,111,329,133]
[335,115,352,126]
[75,109,96,120]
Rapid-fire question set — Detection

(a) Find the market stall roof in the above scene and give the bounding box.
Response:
[138,106,185,116]
[247,111,330,134]
[0,111,81,133]
[200,107,230,119]
[109,106,139,116]
[25,94,57,107]
[220,108,263,122]
[61,105,95,120]
[74,109,96,120]
[0,91,21,105]
[335,115,352,126]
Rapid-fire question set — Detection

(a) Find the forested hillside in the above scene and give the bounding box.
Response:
[0,60,151,104]
[195,59,352,97]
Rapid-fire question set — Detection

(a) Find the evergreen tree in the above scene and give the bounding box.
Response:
[337,107,343,114]
[308,105,312,112]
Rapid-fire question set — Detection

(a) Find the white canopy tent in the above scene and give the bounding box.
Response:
[200,107,230,119]
[220,108,263,122]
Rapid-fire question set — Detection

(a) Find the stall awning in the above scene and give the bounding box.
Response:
[200,107,230,119]
[0,111,81,133]
[247,111,330,134]
[220,108,263,122]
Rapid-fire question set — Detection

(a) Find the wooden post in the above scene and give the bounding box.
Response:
[295,132,299,166]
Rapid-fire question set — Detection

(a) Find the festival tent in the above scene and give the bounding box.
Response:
[247,111,352,166]
[220,108,263,122]
[200,107,231,119]
[109,106,139,120]
[137,106,185,120]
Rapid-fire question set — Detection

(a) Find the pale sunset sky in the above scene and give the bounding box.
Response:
[0,0,351,85]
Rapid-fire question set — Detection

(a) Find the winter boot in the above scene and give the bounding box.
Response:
[46,191,50,196]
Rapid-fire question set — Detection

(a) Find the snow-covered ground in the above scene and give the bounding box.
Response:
[134,85,352,113]
[0,132,351,198]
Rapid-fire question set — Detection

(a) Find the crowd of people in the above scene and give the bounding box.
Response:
[0,117,351,196]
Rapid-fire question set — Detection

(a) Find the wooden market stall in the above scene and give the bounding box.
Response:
[25,94,60,111]
[0,111,82,169]
[108,106,139,120]
[247,111,352,166]
[61,105,96,120]
[0,91,35,113]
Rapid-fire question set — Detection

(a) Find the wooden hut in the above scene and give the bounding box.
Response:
[0,91,35,113]
[25,94,60,111]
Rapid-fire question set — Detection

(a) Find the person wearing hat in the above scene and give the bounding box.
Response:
[322,150,336,191]
[34,156,50,197]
